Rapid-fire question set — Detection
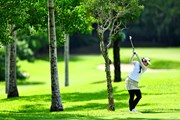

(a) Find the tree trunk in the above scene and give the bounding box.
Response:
[5,45,10,94]
[8,30,19,98]
[64,33,69,87]
[113,40,121,82]
[48,0,64,112]
[99,34,115,111]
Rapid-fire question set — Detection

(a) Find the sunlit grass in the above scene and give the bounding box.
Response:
[0,48,180,120]
[109,47,180,69]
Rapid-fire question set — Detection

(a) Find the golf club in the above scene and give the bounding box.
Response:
[129,36,135,52]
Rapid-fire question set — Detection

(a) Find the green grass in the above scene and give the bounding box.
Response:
[0,48,180,120]
[109,47,180,69]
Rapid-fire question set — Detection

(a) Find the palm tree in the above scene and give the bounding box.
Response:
[8,28,19,98]
[48,0,63,112]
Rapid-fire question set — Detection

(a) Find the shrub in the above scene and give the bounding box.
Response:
[0,48,29,81]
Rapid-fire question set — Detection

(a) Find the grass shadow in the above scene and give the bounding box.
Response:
[141,109,180,114]
[0,92,178,120]
[0,87,129,113]
[66,103,108,111]
[91,80,106,84]
[114,93,129,101]
[0,94,50,103]
[62,91,107,102]
[0,112,112,120]
[36,54,86,62]
[110,117,172,120]
[62,87,128,103]
[17,81,45,86]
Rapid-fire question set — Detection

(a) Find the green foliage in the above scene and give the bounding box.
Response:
[91,0,143,24]
[0,48,29,81]
[16,40,34,62]
[0,0,48,61]
[0,0,47,45]
[88,0,143,44]
[25,1,47,29]
[112,32,126,42]
[55,0,94,37]
[17,27,48,55]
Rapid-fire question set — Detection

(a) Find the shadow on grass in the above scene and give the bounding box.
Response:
[110,117,172,120]
[0,112,175,120]
[0,94,50,103]
[36,54,86,62]
[91,80,106,84]
[0,87,129,110]
[1,86,174,120]
[0,112,107,120]
[141,109,180,113]
[0,92,177,120]
[61,87,128,102]
[62,91,107,102]
[66,102,108,111]
[143,92,178,96]
[17,81,45,86]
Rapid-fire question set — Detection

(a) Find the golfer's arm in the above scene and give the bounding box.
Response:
[129,54,135,63]
[135,53,147,69]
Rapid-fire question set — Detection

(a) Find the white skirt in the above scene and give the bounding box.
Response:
[125,77,140,90]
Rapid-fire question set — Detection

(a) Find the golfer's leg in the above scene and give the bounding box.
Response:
[133,90,142,109]
[128,90,135,111]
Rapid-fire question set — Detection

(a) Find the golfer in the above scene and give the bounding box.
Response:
[125,51,151,112]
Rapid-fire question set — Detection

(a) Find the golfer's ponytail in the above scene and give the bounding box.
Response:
[139,65,142,73]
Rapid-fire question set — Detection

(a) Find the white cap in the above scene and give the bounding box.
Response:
[143,58,151,65]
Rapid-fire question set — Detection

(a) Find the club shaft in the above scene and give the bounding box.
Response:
[129,38,134,49]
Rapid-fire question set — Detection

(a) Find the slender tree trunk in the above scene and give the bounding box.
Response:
[64,33,69,87]
[99,33,115,111]
[5,45,10,94]
[48,0,64,112]
[8,29,19,98]
[113,40,121,82]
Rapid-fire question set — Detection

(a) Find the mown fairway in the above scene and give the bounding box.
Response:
[0,48,180,120]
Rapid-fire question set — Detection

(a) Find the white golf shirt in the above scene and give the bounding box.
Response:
[128,53,147,82]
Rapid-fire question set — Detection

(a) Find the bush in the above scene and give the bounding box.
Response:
[16,40,34,62]
[0,48,29,81]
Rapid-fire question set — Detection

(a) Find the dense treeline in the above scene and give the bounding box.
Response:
[127,0,180,47]
[73,0,180,48]
[59,0,180,51]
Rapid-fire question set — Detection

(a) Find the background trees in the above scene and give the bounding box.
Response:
[0,1,47,82]
[55,0,94,86]
[0,0,26,98]
[128,0,180,46]
[0,0,48,97]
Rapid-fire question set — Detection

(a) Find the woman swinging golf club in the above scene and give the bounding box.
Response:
[125,36,151,112]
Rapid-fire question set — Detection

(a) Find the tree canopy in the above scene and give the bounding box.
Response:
[55,0,94,35]
[0,0,47,45]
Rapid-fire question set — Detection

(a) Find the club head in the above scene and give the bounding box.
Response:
[129,36,132,40]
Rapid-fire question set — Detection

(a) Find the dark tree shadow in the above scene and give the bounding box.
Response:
[17,81,45,86]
